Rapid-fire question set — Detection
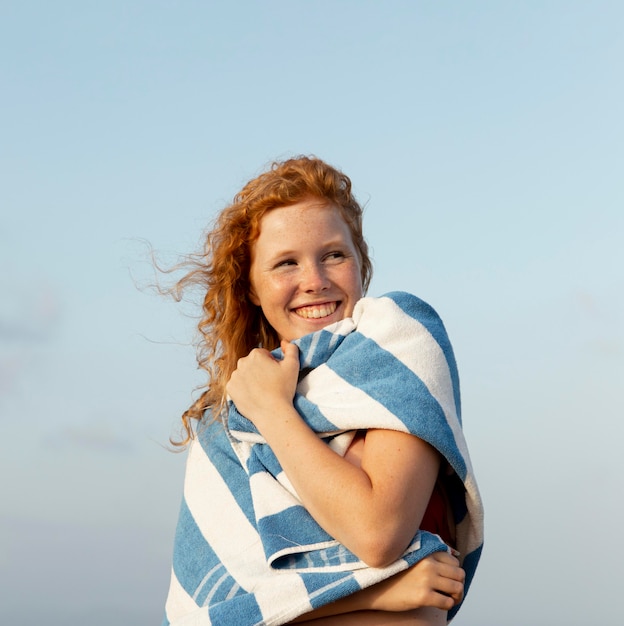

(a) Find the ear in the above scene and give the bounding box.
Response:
[248,286,260,306]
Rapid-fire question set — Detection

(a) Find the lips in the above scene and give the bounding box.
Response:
[294,301,338,319]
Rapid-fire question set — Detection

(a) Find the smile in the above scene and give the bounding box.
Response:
[294,302,338,319]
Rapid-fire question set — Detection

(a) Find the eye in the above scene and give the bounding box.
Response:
[324,251,346,262]
[275,258,297,268]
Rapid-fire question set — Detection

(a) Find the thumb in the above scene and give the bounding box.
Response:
[280,339,299,374]
[281,341,301,392]
[281,339,300,365]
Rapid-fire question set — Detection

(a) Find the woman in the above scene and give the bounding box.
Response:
[162,157,483,625]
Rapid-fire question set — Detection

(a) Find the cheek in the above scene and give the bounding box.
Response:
[347,265,364,297]
[253,275,291,309]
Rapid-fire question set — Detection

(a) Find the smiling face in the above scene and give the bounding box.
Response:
[249,198,364,342]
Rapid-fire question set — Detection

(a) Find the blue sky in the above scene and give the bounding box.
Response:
[1,2,622,624]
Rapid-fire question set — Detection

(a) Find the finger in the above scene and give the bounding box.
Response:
[423,590,456,612]
[430,550,460,568]
[434,576,465,604]
[281,339,300,359]
[430,564,465,606]
[433,560,465,581]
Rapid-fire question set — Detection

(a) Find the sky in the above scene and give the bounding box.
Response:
[1,1,622,624]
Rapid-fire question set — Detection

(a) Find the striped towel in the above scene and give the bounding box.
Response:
[162,292,484,625]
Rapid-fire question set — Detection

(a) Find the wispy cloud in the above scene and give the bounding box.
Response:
[0,278,62,402]
[0,281,61,344]
[43,423,135,455]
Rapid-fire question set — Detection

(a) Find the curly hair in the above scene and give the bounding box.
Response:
[171,156,373,446]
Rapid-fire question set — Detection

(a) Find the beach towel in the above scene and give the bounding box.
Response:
[162,291,484,626]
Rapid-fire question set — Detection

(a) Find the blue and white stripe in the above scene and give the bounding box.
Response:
[163,292,484,625]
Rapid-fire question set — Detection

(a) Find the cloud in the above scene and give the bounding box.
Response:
[0,278,62,401]
[0,280,61,344]
[43,423,135,455]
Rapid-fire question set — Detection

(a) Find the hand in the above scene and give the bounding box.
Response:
[226,340,300,427]
[369,551,465,612]
[289,551,465,623]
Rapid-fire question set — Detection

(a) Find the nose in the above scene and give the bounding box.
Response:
[301,262,330,292]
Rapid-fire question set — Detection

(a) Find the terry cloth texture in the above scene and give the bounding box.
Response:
[162,292,484,626]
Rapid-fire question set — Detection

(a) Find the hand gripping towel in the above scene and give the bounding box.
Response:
[162,292,484,626]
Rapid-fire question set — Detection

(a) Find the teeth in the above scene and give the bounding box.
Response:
[295,302,337,319]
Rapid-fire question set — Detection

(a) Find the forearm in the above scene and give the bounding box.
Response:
[289,557,457,623]
[226,344,440,566]
[257,405,382,555]
[254,402,438,566]
[289,585,382,623]
[291,608,446,626]
[289,574,420,623]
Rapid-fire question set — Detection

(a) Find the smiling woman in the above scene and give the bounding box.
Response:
[160,156,482,626]
[163,157,373,446]
[248,199,364,341]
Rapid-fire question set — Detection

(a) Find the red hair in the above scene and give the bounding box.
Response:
[171,156,372,445]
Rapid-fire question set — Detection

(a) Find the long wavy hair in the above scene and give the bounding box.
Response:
[171,156,373,445]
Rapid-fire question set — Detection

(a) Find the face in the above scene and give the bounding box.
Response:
[249,198,364,341]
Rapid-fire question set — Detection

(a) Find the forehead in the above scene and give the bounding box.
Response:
[256,199,350,237]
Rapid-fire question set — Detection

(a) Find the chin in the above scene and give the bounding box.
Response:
[298,318,339,338]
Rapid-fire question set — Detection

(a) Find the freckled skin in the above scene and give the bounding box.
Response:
[248,199,363,341]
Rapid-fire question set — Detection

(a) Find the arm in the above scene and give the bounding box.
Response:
[226,341,441,568]
[289,550,465,622]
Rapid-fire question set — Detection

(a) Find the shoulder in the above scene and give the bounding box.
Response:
[382,291,443,321]
[354,291,446,334]
[353,292,458,378]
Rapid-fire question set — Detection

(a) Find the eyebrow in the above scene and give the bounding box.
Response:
[264,238,350,260]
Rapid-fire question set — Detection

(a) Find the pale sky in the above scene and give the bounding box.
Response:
[1,2,623,624]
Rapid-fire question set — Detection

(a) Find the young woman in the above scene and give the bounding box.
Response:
[161,157,483,626]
